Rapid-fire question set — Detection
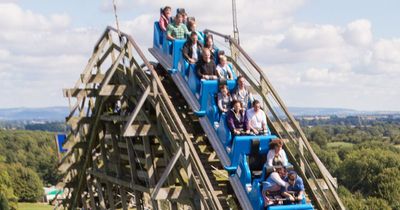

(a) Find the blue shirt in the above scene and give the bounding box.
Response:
[281,176,304,193]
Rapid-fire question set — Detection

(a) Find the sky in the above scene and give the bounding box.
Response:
[0,0,399,111]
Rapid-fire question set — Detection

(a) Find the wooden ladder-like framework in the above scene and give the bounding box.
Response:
[58,27,223,210]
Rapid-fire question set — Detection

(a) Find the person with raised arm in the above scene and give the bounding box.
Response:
[262,163,289,206]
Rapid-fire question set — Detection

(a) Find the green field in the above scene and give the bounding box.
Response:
[18,202,53,210]
[327,141,354,149]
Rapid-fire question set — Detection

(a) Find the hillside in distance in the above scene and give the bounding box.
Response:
[0,107,69,121]
[0,106,399,122]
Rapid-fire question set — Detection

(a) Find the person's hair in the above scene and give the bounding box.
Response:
[274,161,284,171]
[219,55,227,62]
[175,13,183,19]
[204,35,214,48]
[177,8,186,15]
[237,75,245,81]
[202,48,210,54]
[252,99,260,107]
[162,6,171,15]
[187,19,196,31]
[232,100,243,108]
[219,84,230,96]
[190,31,197,37]
[269,139,283,149]
[288,171,297,181]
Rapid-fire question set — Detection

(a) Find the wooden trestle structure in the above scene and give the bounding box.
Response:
[58,27,233,209]
[58,26,345,210]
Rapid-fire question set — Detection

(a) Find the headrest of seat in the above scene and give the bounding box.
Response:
[250,139,260,155]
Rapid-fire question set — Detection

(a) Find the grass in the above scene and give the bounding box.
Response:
[18,202,53,210]
[327,141,354,149]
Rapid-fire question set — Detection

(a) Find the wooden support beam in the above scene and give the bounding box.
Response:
[98,85,127,96]
[98,45,127,93]
[80,73,105,84]
[151,148,182,199]
[63,88,97,98]
[88,169,149,193]
[63,85,128,98]
[120,187,128,210]
[123,86,150,136]
[86,177,97,209]
[124,123,157,137]
[152,187,191,201]
[95,180,107,210]
[126,137,145,210]
[106,182,115,209]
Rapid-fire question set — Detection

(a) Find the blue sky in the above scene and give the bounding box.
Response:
[1,0,399,111]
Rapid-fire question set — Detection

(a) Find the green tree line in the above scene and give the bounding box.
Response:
[0,130,60,209]
[305,124,400,210]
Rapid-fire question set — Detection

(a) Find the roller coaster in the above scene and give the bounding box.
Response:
[57,7,346,210]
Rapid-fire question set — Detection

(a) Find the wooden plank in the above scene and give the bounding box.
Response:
[106,181,115,209]
[88,170,149,193]
[66,116,93,131]
[80,73,105,84]
[125,136,143,210]
[98,46,126,92]
[95,180,107,210]
[120,187,128,210]
[124,123,157,137]
[100,114,129,122]
[99,85,127,96]
[86,178,97,209]
[151,148,182,199]
[153,187,190,201]
[122,86,150,136]
[63,88,96,98]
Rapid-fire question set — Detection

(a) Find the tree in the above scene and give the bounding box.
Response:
[374,168,400,209]
[0,164,17,210]
[309,127,328,148]
[0,193,10,210]
[8,164,44,202]
[0,130,60,185]
[337,148,400,197]
[364,197,391,210]
[338,186,392,210]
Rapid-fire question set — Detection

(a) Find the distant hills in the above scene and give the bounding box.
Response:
[0,107,68,121]
[0,106,398,121]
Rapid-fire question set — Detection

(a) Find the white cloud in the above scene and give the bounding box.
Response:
[344,19,373,47]
[0,3,98,108]
[0,3,70,31]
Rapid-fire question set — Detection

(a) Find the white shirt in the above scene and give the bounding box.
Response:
[216,64,232,79]
[246,108,267,129]
[191,44,198,60]
[266,149,288,167]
